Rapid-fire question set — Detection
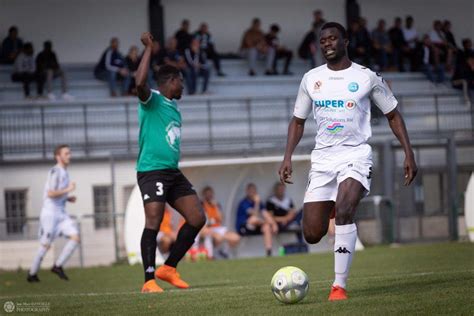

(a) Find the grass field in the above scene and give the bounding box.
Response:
[1,242,473,315]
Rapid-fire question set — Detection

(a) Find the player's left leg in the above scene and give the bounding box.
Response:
[329,178,365,301]
[51,215,81,281]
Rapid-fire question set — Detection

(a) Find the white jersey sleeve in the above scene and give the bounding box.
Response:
[46,168,61,192]
[369,71,398,114]
[293,74,313,119]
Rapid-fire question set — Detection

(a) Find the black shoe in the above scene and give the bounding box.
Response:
[27,274,40,282]
[217,72,226,77]
[248,70,256,76]
[51,265,69,281]
[265,70,277,76]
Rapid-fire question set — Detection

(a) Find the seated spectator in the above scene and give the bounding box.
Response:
[372,19,391,71]
[452,53,474,105]
[458,38,473,67]
[36,41,74,100]
[265,24,293,75]
[240,18,275,76]
[403,16,419,71]
[184,39,210,95]
[298,22,318,68]
[164,37,186,70]
[157,207,177,254]
[416,34,445,83]
[429,20,454,71]
[266,183,302,238]
[236,183,277,257]
[0,26,23,64]
[200,186,240,259]
[388,17,408,71]
[11,42,45,99]
[194,23,225,76]
[442,20,458,50]
[125,46,140,95]
[175,19,193,54]
[347,20,371,67]
[94,38,130,97]
[150,40,165,80]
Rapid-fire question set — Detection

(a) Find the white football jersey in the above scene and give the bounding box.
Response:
[42,165,70,212]
[293,62,398,149]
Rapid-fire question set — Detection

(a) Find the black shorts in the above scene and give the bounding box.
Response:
[238,224,262,236]
[137,169,196,205]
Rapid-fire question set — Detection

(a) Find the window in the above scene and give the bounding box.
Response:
[4,189,27,234]
[93,186,112,229]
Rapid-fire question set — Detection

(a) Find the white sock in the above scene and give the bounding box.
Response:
[55,239,79,267]
[333,223,357,289]
[30,245,49,275]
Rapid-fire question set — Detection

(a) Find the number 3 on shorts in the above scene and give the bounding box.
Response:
[156,182,164,196]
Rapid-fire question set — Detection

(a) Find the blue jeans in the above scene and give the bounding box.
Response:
[423,63,445,83]
[184,67,210,94]
[95,69,131,96]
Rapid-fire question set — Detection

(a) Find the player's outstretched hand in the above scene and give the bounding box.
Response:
[279,160,293,184]
[403,155,417,186]
[140,32,154,47]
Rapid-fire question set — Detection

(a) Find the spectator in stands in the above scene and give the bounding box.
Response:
[312,9,326,66]
[36,41,74,101]
[157,208,177,254]
[94,38,130,97]
[175,19,193,54]
[236,183,277,257]
[372,19,391,71]
[125,46,140,95]
[442,20,458,50]
[164,37,187,70]
[184,38,210,95]
[347,20,371,67]
[11,42,45,99]
[0,26,23,64]
[403,16,419,71]
[458,38,473,66]
[429,20,454,71]
[150,40,165,80]
[417,34,445,84]
[194,23,225,77]
[298,22,318,68]
[452,53,474,105]
[265,24,293,75]
[266,183,302,236]
[240,18,275,76]
[200,186,240,259]
[389,17,407,71]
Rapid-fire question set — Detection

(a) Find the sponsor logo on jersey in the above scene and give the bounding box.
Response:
[326,122,344,134]
[166,121,181,152]
[143,194,150,201]
[314,99,357,110]
[329,76,344,80]
[313,80,322,92]
[345,100,356,110]
[348,82,359,92]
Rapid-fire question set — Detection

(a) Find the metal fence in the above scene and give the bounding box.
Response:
[0,92,472,162]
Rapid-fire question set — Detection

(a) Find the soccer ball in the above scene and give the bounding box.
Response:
[271,266,309,304]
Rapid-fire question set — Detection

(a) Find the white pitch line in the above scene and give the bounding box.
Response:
[1,269,472,300]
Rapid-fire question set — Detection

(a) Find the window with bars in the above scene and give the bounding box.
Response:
[4,189,27,234]
[93,186,112,229]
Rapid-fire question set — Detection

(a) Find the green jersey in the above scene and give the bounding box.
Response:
[136,89,182,172]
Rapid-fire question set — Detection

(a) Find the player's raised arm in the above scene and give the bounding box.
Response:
[136,32,154,102]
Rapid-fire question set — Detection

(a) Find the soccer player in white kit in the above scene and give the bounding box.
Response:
[27,144,80,282]
[279,22,418,301]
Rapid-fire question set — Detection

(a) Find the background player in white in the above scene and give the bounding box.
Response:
[27,144,80,282]
[279,22,417,301]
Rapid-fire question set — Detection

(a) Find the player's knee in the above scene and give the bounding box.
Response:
[303,227,326,244]
[335,201,357,225]
[189,212,206,229]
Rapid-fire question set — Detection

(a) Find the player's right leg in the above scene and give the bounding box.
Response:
[27,211,56,282]
[302,201,335,244]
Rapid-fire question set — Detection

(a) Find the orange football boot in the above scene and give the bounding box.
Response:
[141,280,164,293]
[328,285,348,301]
[155,265,189,289]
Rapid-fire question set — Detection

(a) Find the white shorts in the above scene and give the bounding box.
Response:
[209,226,228,236]
[304,144,373,203]
[39,210,79,245]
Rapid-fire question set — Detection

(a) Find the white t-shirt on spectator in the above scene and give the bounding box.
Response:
[403,27,418,48]
[429,30,445,44]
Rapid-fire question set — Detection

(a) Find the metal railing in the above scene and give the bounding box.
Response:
[0,92,472,162]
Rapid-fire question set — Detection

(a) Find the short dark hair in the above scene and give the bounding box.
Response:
[202,185,213,194]
[270,24,280,33]
[8,26,18,34]
[252,18,260,25]
[156,64,181,86]
[23,42,33,52]
[247,183,256,190]
[44,40,52,49]
[321,22,347,39]
[54,144,69,156]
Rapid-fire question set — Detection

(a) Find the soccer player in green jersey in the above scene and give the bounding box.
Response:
[135,32,206,293]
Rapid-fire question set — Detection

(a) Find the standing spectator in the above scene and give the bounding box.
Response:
[429,20,454,70]
[184,39,210,95]
[94,38,130,97]
[164,37,186,70]
[175,19,193,54]
[36,41,74,101]
[240,18,275,76]
[265,24,293,75]
[403,16,419,71]
[312,9,326,66]
[417,34,445,83]
[452,53,474,105]
[125,46,140,95]
[442,20,458,50]
[347,20,371,67]
[458,38,473,66]
[150,40,165,80]
[200,186,240,259]
[11,43,45,99]
[266,183,302,238]
[298,22,318,68]
[372,19,391,71]
[0,26,23,64]
[389,17,407,71]
[236,183,277,257]
[194,23,225,76]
